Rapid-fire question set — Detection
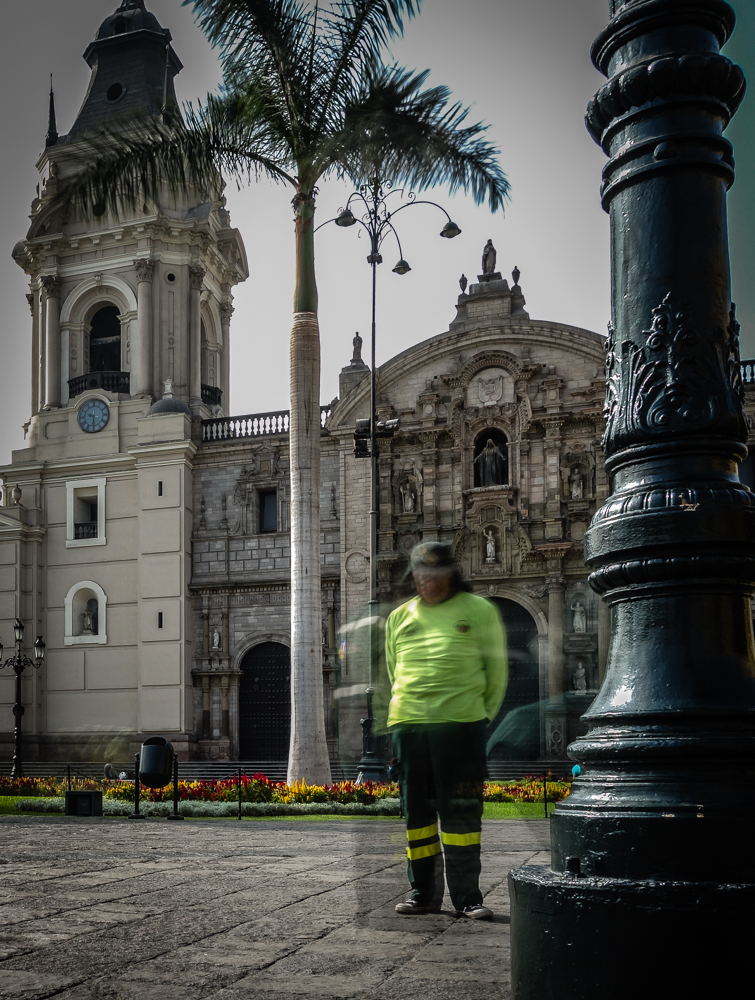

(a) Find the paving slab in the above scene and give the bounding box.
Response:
[0,816,550,999]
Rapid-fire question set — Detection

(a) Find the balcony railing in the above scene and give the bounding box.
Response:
[68,371,131,398]
[741,359,755,385]
[201,405,331,443]
[201,384,223,407]
[74,522,98,540]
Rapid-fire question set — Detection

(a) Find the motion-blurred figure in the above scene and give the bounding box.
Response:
[387,542,508,919]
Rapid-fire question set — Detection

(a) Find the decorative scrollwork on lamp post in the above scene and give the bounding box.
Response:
[509,2,755,997]
[0,619,45,778]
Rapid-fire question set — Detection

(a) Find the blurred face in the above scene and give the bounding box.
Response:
[413,569,453,606]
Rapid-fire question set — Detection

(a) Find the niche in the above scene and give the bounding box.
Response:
[473,430,509,488]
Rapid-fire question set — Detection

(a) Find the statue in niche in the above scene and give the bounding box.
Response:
[474,438,507,487]
[485,529,496,562]
[570,469,584,499]
[573,661,587,692]
[352,332,363,363]
[82,608,95,635]
[401,483,415,513]
[211,628,222,651]
[482,239,497,275]
[570,598,587,633]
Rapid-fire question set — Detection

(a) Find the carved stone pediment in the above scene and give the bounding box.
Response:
[464,485,517,515]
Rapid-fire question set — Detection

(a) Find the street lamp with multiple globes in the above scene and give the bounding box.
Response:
[0,619,45,778]
[319,181,461,782]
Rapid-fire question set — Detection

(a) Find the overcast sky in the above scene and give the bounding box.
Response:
[0,0,752,465]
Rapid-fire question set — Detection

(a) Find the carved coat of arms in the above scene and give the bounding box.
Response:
[477,375,503,406]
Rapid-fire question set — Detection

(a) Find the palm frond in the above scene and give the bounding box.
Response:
[313,1,419,133]
[318,64,510,212]
[185,0,314,150]
[59,94,296,220]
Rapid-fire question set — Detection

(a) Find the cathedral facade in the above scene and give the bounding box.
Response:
[5,3,752,768]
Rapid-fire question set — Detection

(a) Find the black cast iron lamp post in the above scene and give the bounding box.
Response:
[317,183,460,783]
[508,2,755,997]
[0,619,45,779]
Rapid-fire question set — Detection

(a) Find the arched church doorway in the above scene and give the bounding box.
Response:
[473,430,509,487]
[238,642,290,760]
[89,305,122,372]
[487,598,540,760]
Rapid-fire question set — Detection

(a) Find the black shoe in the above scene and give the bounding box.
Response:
[457,904,493,920]
[395,899,442,914]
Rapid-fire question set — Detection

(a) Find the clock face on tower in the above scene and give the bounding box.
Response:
[77,399,110,433]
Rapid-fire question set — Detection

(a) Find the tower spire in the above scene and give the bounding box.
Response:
[45,75,58,148]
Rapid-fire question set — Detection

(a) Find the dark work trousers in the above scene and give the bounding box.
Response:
[392,720,487,911]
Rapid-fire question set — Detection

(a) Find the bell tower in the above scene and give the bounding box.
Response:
[13,0,248,433]
[0,1,248,762]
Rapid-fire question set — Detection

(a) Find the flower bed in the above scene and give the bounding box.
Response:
[0,776,104,798]
[2,771,571,805]
[104,774,401,804]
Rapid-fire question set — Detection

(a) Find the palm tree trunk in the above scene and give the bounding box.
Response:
[288,192,332,785]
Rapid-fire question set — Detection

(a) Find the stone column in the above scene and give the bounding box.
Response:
[42,275,62,408]
[27,293,39,415]
[229,674,240,759]
[220,675,230,738]
[202,611,209,657]
[547,578,564,700]
[134,258,155,397]
[222,610,229,658]
[219,304,232,410]
[201,675,210,740]
[189,265,205,407]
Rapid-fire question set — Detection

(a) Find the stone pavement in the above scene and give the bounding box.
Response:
[0,817,550,1000]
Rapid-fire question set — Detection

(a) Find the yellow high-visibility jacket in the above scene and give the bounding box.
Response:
[385,592,508,727]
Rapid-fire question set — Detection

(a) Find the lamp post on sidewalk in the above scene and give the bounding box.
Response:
[318,182,461,782]
[0,619,45,778]
[509,2,755,996]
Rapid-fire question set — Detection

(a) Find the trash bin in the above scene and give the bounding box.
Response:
[65,791,103,817]
[139,736,174,788]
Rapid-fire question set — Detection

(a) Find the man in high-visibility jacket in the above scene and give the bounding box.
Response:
[386,542,508,919]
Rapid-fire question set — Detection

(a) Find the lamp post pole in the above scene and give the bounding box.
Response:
[320,183,461,783]
[0,619,46,779]
[509,2,755,996]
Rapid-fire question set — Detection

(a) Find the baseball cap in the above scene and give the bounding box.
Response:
[408,542,456,573]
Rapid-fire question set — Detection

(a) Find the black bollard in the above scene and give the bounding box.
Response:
[66,764,71,792]
[238,767,242,821]
[166,754,184,821]
[543,773,547,820]
[509,2,755,997]
[128,752,145,820]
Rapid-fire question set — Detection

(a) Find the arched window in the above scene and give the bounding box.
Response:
[473,429,509,487]
[88,306,121,372]
[64,581,108,645]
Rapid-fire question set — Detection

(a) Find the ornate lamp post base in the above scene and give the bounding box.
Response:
[509,3,755,995]
[510,870,755,997]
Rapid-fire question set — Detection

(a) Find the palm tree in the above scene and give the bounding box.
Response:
[65,0,509,785]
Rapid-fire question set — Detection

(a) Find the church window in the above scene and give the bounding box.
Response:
[66,477,106,548]
[165,272,176,283]
[158,481,163,497]
[259,490,277,533]
[64,581,108,645]
[88,306,122,372]
[158,612,164,629]
[106,82,125,103]
[473,430,509,487]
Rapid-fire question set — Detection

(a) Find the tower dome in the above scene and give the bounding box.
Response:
[56,0,182,147]
[95,1,166,41]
